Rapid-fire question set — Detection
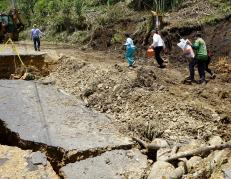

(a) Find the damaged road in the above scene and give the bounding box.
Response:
[0,80,148,178]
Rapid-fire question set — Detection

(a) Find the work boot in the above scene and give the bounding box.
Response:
[128,66,133,70]
[183,77,196,85]
[185,76,197,83]
[198,80,207,85]
[158,64,166,68]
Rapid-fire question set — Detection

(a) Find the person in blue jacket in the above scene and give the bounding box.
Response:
[31,24,44,51]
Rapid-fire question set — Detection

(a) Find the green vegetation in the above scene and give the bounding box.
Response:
[1,0,188,43]
[0,0,10,12]
[129,0,185,12]
[209,0,231,13]
[1,0,230,44]
[197,0,231,25]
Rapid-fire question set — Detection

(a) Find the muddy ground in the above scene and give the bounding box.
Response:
[42,45,231,145]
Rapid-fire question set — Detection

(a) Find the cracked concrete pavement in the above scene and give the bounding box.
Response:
[0,80,148,178]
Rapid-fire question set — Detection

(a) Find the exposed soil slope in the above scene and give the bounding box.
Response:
[44,47,231,144]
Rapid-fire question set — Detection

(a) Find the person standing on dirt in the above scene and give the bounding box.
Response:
[124,32,136,69]
[188,33,208,84]
[149,29,166,68]
[180,39,197,83]
[31,24,44,51]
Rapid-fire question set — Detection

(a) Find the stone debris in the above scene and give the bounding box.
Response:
[148,161,180,179]
[208,136,224,146]
[30,151,47,166]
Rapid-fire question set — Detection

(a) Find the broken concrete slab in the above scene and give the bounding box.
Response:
[0,144,58,178]
[60,149,148,179]
[0,80,132,152]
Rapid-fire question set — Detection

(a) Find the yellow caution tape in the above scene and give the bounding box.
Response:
[0,38,25,67]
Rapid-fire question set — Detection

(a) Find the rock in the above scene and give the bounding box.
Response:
[58,53,66,60]
[151,138,169,148]
[219,91,230,99]
[159,85,165,91]
[220,115,231,124]
[148,161,175,179]
[97,83,103,88]
[113,84,120,92]
[208,136,224,146]
[148,161,181,179]
[39,79,56,85]
[157,148,171,161]
[178,140,203,153]
[174,165,185,179]
[82,88,94,97]
[223,168,231,179]
[0,145,58,178]
[209,150,230,169]
[57,89,70,96]
[30,151,47,166]
[186,156,202,172]
[0,158,9,166]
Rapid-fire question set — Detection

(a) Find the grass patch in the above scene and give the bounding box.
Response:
[209,0,231,14]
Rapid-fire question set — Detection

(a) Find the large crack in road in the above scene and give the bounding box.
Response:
[0,80,148,178]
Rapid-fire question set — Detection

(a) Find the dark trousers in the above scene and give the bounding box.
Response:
[197,60,206,82]
[189,58,197,80]
[205,56,213,75]
[33,37,40,51]
[154,46,164,66]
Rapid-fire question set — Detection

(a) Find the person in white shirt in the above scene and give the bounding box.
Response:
[124,33,136,68]
[149,29,166,68]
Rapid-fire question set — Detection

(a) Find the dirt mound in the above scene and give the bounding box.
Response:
[212,57,231,83]
[45,51,231,144]
[166,0,223,27]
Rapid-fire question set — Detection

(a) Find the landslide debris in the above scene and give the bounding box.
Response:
[44,52,231,144]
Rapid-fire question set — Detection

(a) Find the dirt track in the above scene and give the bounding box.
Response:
[43,45,231,144]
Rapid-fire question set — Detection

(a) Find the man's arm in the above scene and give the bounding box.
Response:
[38,29,45,37]
[192,40,200,50]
